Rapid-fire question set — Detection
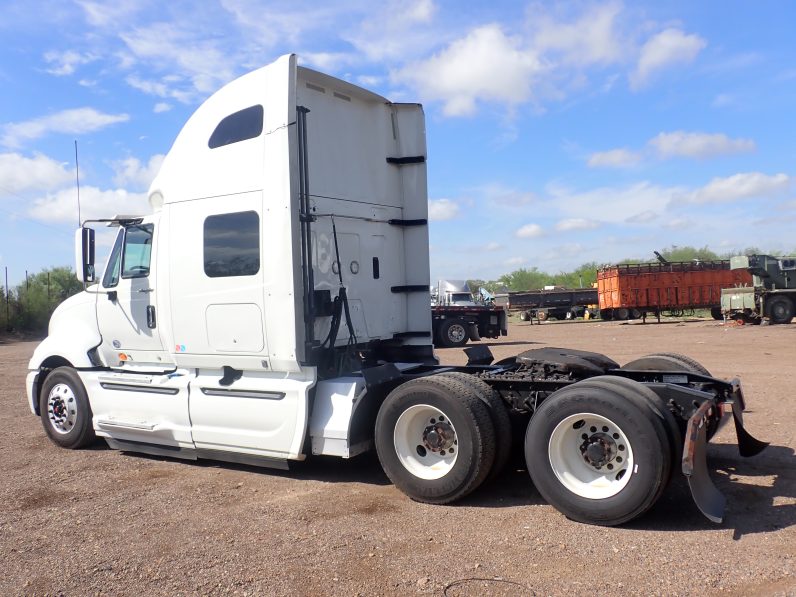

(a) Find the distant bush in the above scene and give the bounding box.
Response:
[1,267,83,334]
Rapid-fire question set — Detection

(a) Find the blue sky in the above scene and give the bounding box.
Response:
[1,1,795,286]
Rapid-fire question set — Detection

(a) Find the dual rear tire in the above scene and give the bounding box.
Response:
[525,376,675,526]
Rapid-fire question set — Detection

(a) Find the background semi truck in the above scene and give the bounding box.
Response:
[722,254,796,324]
[431,280,507,347]
[26,54,766,527]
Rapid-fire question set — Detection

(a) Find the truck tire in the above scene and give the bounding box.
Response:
[768,296,794,324]
[39,367,96,449]
[519,311,529,322]
[525,380,671,526]
[600,309,613,321]
[630,309,642,320]
[437,318,469,348]
[537,311,549,322]
[620,353,718,440]
[710,306,723,320]
[615,308,630,321]
[580,376,682,478]
[437,372,512,481]
[375,376,496,504]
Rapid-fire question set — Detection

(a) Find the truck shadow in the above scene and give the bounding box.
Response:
[473,340,542,348]
[626,443,795,538]
[100,441,793,535]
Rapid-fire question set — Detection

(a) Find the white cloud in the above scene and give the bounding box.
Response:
[345,0,442,63]
[484,242,502,251]
[120,22,236,100]
[505,256,525,266]
[153,102,171,113]
[28,186,150,223]
[76,0,146,27]
[529,2,625,67]
[684,172,791,204]
[300,52,357,73]
[515,223,544,238]
[43,50,97,76]
[1,108,129,148]
[625,210,658,224]
[395,24,542,116]
[111,154,165,190]
[555,218,599,232]
[587,148,640,168]
[631,28,706,89]
[649,131,756,159]
[0,152,74,194]
[428,198,459,220]
[544,180,681,223]
[481,183,536,207]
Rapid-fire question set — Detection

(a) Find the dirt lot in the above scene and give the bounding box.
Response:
[1,319,794,596]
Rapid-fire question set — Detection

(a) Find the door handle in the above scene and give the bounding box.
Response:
[137,288,154,293]
[146,305,157,329]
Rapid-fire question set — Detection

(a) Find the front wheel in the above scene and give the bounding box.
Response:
[525,381,670,526]
[375,376,496,504]
[39,367,96,449]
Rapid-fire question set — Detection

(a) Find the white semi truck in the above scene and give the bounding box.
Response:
[26,55,766,526]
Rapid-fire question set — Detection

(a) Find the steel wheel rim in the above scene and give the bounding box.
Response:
[548,413,634,499]
[47,383,78,435]
[447,324,466,343]
[394,404,458,480]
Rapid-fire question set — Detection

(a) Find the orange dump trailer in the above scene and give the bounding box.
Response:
[597,261,752,320]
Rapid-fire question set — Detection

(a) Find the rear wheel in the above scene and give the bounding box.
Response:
[615,308,630,320]
[600,309,613,321]
[39,367,95,449]
[621,352,718,439]
[437,372,512,481]
[525,380,671,526]
[375,376,496,504]
[768,296,794,324]
[710,306,723,320]
[537,311,549,322]
[437,318,469,348]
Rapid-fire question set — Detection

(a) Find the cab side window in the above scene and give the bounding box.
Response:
[122,224,154,278]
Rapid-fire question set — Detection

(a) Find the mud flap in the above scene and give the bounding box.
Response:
[682,401,725,523]
[730,395,769,457]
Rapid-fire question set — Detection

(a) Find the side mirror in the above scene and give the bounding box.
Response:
[75,227,96,283]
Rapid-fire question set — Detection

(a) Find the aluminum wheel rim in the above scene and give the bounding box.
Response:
[394,404,458,480]
[47,383,78,435]
[548,412,634,499]
[447,324,466,343]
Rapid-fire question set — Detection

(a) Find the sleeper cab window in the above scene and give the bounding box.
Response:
[203,211,260,278]
[208,105,264,149]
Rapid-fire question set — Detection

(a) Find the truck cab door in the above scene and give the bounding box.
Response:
[96,218,165,366]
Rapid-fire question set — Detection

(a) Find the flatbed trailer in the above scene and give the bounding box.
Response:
[496,288,598,321]
[598,261,752,321]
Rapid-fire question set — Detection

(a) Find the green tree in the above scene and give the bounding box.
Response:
[13,267,83,332]
[656,245,720,263]
[498,267,555,291]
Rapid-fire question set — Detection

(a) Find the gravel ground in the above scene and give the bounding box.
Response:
[1,318,794,596]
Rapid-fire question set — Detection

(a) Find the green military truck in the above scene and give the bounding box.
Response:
[722,254,796,324]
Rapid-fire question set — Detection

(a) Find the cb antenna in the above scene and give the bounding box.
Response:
[74,140,81,226]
